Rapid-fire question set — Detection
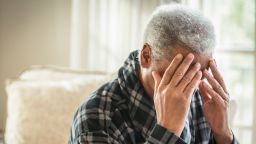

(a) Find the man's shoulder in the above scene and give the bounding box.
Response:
[85,79,125,107]
[71,78,128,133]
[74,78,126,119]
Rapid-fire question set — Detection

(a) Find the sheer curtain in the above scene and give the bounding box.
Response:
[70,0,159,72]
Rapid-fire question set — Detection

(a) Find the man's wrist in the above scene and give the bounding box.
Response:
[157,121,183,137]
[213,130,233,144]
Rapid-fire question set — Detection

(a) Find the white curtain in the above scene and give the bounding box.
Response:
[70,0,162,72]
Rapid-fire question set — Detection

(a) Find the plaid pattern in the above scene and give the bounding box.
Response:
[69,50,239,144]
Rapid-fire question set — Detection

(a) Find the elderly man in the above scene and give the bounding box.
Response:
[69,4,239,144]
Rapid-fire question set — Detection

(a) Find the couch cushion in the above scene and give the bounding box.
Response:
[5,74,111,144]
[19,65,108,80]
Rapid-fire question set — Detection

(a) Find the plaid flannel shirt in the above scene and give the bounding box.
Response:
[69,50,239,144]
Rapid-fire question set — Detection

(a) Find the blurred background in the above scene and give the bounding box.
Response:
[0,0,255,143]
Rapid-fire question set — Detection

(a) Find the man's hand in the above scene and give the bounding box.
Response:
[152,53,202,136]
[199,60,233,144]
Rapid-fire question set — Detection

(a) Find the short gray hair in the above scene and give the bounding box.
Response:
[143,4,215,60]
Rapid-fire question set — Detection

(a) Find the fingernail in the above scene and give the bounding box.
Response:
[176,53,183,59]
[195,62,201,68]
[151,71,155,76]
[187,53,194,59]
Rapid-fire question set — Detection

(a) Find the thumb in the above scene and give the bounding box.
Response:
[152,71,161,91]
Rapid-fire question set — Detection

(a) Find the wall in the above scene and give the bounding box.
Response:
[0,0,71,131]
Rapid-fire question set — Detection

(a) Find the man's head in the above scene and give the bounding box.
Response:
[139,4,215,97]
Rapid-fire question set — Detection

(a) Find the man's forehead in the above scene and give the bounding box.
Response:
[169,47,212,70]
[192,54,211,70]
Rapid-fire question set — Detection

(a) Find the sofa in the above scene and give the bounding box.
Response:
[4,65,114,144]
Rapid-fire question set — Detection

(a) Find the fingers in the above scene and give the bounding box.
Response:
[209,60,228,93]
[199,81,212,103]
[203,69,229,102]
[178,62,201,91]
[160,54,183,86]
[184,71,202,97]
[169,53,194,87]
[200,81,224,105]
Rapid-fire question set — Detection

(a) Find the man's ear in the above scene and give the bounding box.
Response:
[140,43,152,68]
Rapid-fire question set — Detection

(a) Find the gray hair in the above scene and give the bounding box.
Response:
[143,4,215,60]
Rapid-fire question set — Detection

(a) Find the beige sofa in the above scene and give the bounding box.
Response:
[5,65,114,144]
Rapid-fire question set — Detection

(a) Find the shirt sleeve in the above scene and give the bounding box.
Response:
[146,124,186,144]
[69,124,186,144]
[209,131,240,144]
[71,131,120,144]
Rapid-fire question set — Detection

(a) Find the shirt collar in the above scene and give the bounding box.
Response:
[117,50,156,137]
